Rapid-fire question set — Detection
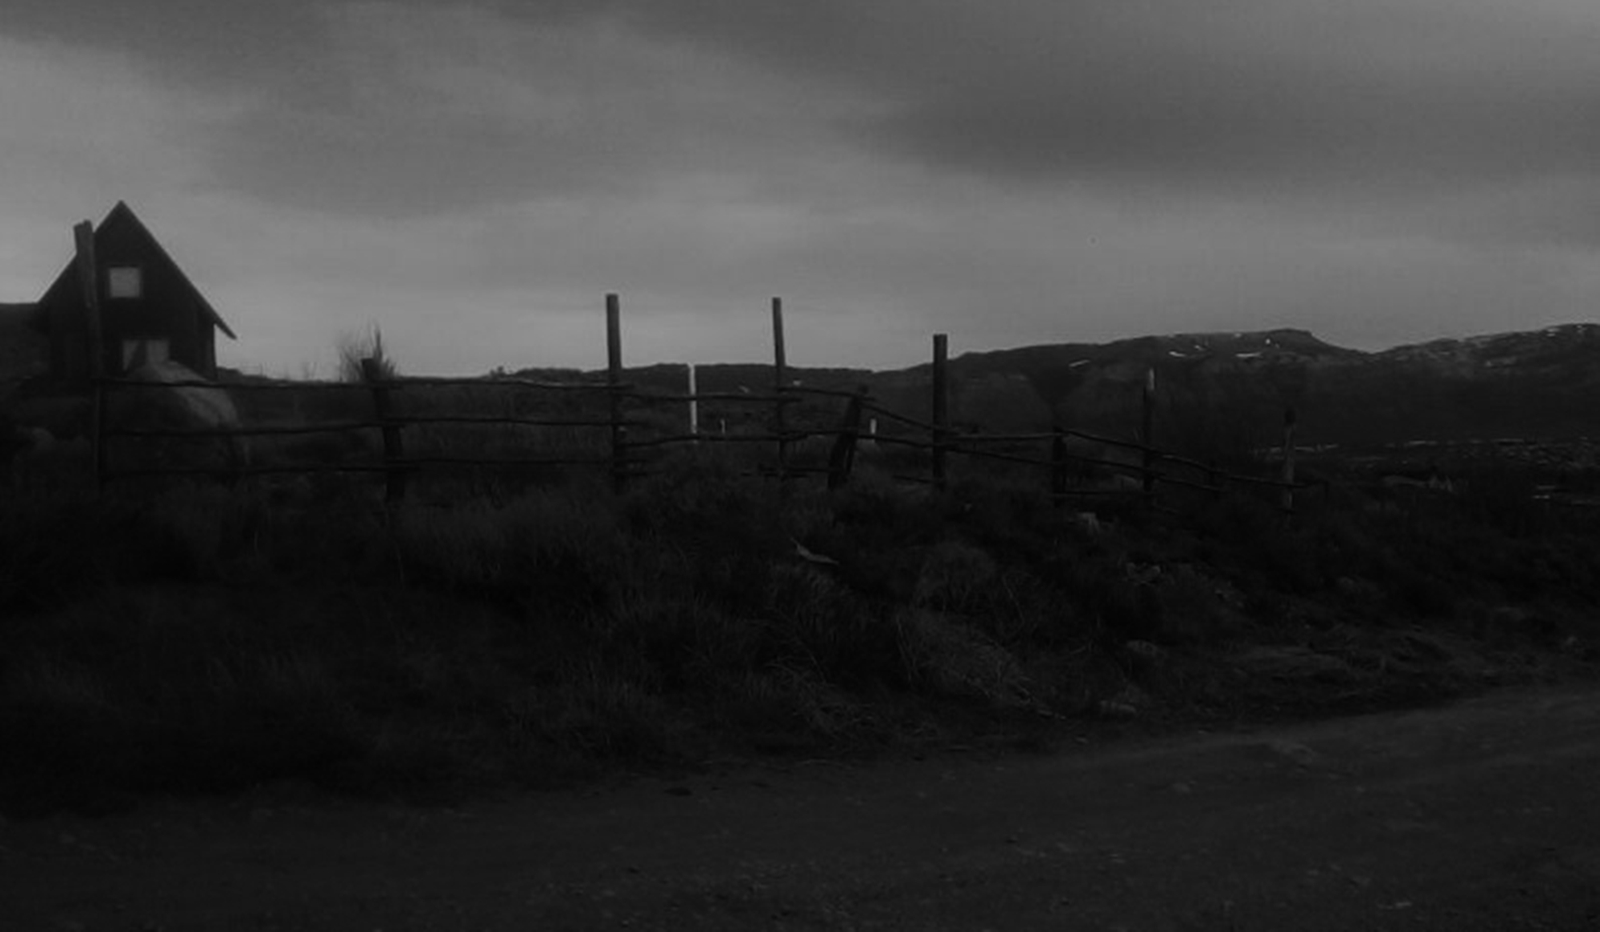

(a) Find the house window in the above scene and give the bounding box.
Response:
[121,338,170,371]
[108,266,143,299]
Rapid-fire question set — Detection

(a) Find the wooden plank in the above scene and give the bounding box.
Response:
[950,445,1053,468]
[861,401,939,433]
[392,375,614,391]
[633,391,798,405]
[385,455,614,468]
[368,414,620,429]
[782,385,871,400]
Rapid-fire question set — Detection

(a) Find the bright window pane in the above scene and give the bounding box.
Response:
[108,266,141,298]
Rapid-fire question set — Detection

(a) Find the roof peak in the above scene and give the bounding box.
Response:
[32,200,236,341]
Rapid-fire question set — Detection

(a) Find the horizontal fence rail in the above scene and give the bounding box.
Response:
[79,294,1311,516]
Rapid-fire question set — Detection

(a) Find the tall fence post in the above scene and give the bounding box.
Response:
[932,333,949,489]
[771,297,789,482]
[686,362,699,443]
[827,386,867,490]
[1280,405,1297,524]
[1140,367,1156,506]
[362,356,406,503]
[607,293,627,492]
[74,220,107,494]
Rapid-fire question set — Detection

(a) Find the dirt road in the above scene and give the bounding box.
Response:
[4,685,1598,931]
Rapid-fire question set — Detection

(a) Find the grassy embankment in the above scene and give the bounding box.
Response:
[2,453,1597,817]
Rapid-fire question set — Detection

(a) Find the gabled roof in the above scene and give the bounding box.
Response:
[30,201,237,340]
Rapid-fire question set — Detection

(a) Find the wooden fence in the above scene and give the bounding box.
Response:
[90,293,1313,514]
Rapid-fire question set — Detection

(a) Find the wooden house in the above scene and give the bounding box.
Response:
[29,201,236,382]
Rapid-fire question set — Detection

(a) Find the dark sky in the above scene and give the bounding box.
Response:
[3,0,1597,374]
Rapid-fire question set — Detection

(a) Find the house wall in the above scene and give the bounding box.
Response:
[96,216,212,378]
[0,303,49,385]
[43,292,89,381]
[39,219,218,381]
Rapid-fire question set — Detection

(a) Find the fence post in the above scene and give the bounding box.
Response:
[1050,425,1069,498]
[1140,367,1156,506]
[1280,405,1297,524]
[827,386,867,490]
[932,333,949,489]
[362,356,406,503]
[607,293,627,492]
[73,221,107,494]
[771,297,789,482]
[686,362,699,443]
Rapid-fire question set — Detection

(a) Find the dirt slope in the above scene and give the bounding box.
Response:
[3,685,1598,931]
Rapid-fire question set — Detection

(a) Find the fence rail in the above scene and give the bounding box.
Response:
[87,293,1308,515]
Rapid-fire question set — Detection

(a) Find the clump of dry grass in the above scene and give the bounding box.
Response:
[2,448,1595,816]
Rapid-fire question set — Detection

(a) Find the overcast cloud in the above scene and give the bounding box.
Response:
[2,0,1597,374]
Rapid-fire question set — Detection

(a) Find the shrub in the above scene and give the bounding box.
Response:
[337,323,398,383]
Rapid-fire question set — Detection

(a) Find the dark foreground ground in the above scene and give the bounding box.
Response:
[3,683,1597,931]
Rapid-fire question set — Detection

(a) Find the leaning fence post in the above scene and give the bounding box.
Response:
[362,356,406,503]
[606,293,627,492]
[1140,367,1156,506]
[1280,405,1297,524]
[932,333,949,489]
[827,386,867,490]
[771,297,789,482]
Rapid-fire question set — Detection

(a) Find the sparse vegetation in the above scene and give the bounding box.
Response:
[336,323,398,383]
[2,444,1598,818]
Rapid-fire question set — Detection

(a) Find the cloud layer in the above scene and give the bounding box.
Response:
[2,0,1598,373]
